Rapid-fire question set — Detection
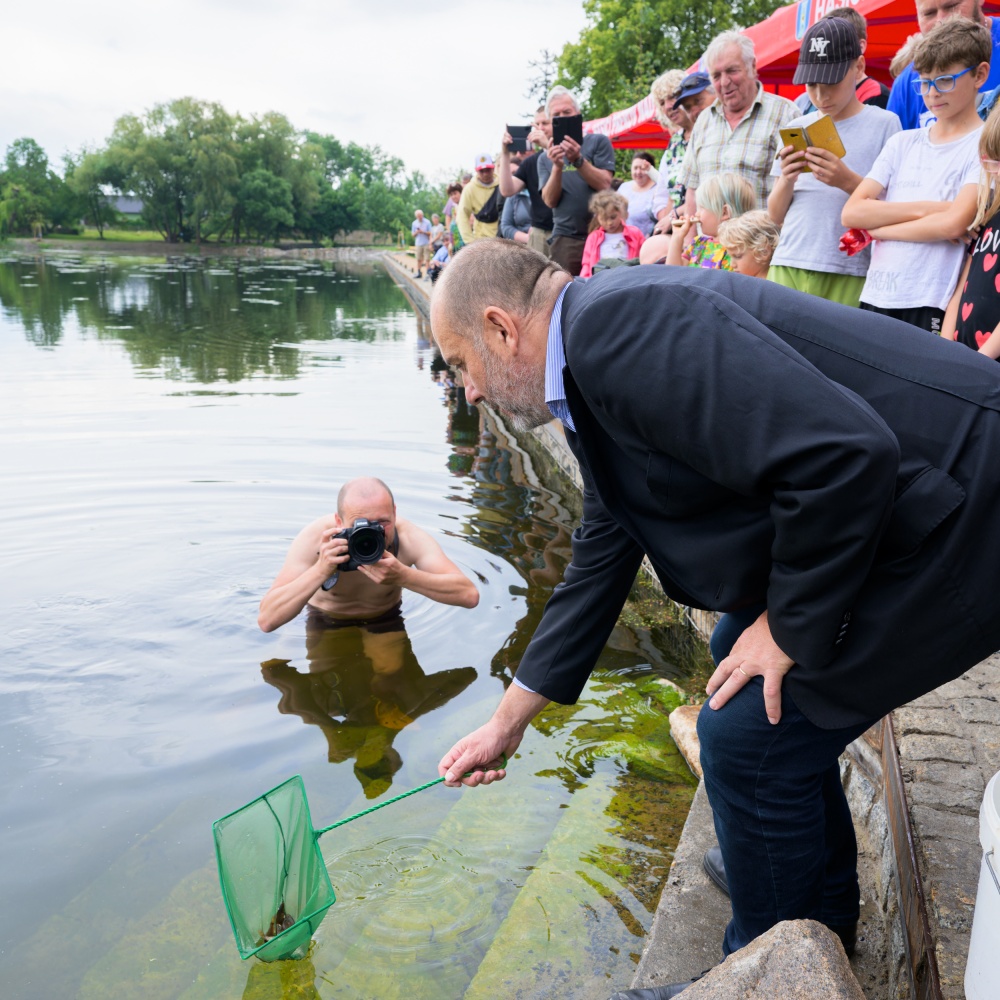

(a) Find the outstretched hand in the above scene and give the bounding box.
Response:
[705,610,795,725]
[439,720,518,786]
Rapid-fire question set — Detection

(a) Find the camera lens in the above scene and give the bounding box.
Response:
[348,524,385,564]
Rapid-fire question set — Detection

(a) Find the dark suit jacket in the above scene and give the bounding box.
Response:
[514,266,1000,728]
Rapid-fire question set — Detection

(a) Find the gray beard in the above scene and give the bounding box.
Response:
[477,340,551,431]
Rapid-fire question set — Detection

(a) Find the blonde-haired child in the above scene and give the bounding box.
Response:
[579,190,645,278]
[665,173,756,269]
[943,104,1000,359]
[717,211,782,278]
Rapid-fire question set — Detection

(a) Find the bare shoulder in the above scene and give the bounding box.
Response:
[288,514,337,557]
[395,518,450,567]
[395,517,436,549]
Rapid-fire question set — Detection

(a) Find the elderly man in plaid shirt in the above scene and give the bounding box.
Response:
[679,30,799,216]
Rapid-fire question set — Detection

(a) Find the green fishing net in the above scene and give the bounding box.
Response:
[213,776,336,962]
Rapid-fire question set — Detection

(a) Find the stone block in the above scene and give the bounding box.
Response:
[935,674,994,700]
[896,734,976,765]
[917,835,981,930]
[953,697,999,725]
[907,779,984,816]
[669,704,703,779]
[677,920,866,999]
[906,760,985,791]
[909,804,977,843]
[894,705,960,738]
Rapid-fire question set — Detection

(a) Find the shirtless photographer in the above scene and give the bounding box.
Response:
[258,477,479,633]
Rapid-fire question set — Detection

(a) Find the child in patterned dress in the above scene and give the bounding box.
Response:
[943,103,1000,359]
[664,173,756,270]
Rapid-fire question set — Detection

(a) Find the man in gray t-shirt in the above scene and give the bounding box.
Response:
[536,86,616,275]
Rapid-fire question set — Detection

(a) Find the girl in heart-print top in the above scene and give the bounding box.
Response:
[945,108,1000,360]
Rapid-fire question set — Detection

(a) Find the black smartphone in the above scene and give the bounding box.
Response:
[506,125,531,152]
[552,114,584,147]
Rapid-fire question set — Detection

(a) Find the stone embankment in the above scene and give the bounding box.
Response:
[385,250,995,1000]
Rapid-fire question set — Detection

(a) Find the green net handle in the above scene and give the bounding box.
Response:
[314,754,507,839]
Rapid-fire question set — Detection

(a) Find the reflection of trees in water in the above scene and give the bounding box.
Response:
[0,255,410,381]
[433,375,578,680]
[261,617,476,799]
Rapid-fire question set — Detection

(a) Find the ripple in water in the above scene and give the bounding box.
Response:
[323,833,496,955]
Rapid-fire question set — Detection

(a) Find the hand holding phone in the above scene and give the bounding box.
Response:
[505,125,531,153]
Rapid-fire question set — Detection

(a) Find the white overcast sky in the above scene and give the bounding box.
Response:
[1,0,590,185]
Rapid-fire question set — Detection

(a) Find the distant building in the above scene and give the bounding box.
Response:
[104,194,144,216]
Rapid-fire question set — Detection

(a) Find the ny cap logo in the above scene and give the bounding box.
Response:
[809,36,831,57]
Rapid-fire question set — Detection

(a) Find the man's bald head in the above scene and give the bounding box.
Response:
[337,477,394,518]
[431,239,564,349]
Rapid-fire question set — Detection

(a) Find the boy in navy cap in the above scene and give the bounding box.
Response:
[767,17,900,307]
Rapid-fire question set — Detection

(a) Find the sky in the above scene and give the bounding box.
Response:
[1,0,590,185]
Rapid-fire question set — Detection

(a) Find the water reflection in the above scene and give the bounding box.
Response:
[0,251,406,381]
[261,616,476,799]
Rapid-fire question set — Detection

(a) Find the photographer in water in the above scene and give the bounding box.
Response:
[258,477,479,632]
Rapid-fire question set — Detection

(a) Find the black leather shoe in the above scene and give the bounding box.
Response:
[703,845,730,896]
[608,974,705,999]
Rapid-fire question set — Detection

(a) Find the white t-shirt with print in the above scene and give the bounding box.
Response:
[860,126,982,311]
[599,232,629,261]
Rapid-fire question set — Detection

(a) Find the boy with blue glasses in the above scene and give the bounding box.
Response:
[843,17,990,333]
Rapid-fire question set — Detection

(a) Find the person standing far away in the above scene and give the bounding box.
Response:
[618,152,660,237]
[887,0,1000,128]
[499,106,556,258]
[411,210,432,278]
[536,85,616,275]
[456,154,501,246]
[429,213,445,254]
[678,30,798,219]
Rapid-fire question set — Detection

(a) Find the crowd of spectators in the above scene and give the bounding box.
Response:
[412,0,1000,358]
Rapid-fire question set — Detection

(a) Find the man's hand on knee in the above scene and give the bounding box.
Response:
[706,610,795,725]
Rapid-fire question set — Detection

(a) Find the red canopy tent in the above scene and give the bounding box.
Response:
[584,95,673,149]
[724,0,1000,98]
[587,0,1000,149]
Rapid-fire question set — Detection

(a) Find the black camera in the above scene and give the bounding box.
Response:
[337,518,386,567]
[321,518,386,591]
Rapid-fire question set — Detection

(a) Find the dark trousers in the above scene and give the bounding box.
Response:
[859,301,944,335]
[548,234,585,276]
[698,606,875,955]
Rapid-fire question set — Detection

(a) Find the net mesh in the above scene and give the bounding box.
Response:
[213,775,336,962]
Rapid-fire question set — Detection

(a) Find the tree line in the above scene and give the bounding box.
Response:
[0,97,440,244]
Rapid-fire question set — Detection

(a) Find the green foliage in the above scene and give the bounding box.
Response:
[557,0,787,119]
[0,137,83,237]
[237,168,295,243]
[23,98,447,245]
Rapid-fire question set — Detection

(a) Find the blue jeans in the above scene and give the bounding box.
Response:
[698,607,875,955]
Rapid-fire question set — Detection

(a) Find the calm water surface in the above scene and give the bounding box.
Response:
[0,250,706,1000]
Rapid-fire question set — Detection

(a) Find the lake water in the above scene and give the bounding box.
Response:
[0,249,707,1000]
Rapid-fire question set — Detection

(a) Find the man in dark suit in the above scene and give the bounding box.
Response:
[431,240,1000,998]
